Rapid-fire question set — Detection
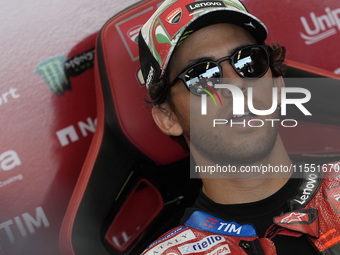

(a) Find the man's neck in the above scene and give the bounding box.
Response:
[195,136,293,204]
[201,176,291,204]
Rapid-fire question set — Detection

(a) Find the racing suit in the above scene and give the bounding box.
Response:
[141,164,340,254]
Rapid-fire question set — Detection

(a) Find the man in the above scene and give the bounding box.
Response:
[138,0,340,254]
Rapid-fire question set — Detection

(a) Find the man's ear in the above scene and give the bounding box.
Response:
[152,103,183,136]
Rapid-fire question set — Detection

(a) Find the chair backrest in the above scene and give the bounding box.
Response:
[59,1,201,254]
[278,60,340,161]
[243,0,340,74]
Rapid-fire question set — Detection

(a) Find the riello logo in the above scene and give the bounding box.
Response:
[200,84,312,128]
[300,7,340,45]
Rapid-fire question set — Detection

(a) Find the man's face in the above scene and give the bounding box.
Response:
[166,23,283,165]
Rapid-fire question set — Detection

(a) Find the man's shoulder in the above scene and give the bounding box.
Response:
[288,163,340,209]
[141,226,194,255]
[140,211,268,255]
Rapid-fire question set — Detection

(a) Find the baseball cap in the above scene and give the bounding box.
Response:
[138,0,268,89]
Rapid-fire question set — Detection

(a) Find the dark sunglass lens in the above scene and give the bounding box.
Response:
[233,46,268,78]
[184,62,221,95]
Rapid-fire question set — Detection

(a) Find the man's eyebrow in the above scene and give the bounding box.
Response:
[178,43,254,73]
[227,43,252,55]
[182,56,213,70]
[184,43,254,67]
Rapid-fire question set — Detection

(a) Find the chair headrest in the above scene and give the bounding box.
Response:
[96,0,187,166]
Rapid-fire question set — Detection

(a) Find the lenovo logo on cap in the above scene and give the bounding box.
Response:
[186,0,225,13]
[166,7,182,24]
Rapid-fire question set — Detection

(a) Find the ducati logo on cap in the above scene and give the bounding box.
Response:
[166,7,182,24]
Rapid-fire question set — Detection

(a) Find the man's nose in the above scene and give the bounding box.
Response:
[219,61,246,98]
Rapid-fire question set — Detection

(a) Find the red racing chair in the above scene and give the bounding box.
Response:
[59,0,340,254]
[60,1,201,254]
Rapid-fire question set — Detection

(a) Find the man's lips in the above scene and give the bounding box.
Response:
[228,111,257,122]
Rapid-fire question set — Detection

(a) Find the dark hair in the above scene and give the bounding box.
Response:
[268,42,286,78]
[146,43,286,107]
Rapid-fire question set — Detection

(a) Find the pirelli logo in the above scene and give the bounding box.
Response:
[186,1,225,13]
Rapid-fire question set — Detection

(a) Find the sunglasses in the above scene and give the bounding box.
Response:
[169,44,270,95]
